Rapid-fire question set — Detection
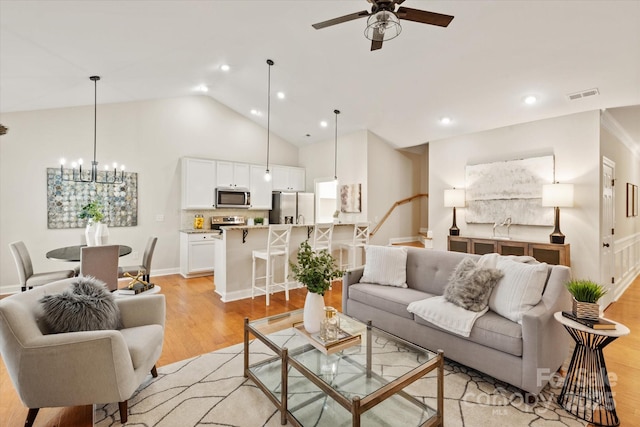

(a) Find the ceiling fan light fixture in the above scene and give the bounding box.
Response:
[364,10,401,41]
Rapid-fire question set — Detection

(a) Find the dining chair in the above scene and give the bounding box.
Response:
[251,225,292,306]
[118,237,158,283]
[80,245,120,292]
[9,241,75,292]
[337,222,370,270]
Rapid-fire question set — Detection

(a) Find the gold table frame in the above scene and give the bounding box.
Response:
[244,310,443,427]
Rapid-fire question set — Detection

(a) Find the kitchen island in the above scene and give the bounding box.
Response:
[214,223,358,302]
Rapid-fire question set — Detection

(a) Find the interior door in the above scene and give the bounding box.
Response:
[601,157,615,307]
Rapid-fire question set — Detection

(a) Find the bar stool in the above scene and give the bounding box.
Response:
[312,223,334,254]
[337,222,370,270]
[252,224,292,306]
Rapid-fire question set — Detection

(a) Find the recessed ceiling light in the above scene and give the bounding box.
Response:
[277,91,285,100]
[440,117,452,125]
[195,84,208,93]
[251,109,262,116]
[524,95,538,105]
[320,121,328,128]
[220,64,230,72]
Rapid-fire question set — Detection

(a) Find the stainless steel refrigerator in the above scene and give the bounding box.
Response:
[269,192,315,225]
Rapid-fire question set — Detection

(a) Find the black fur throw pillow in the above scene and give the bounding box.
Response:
[40,276,122,333]
[444,258,504,312]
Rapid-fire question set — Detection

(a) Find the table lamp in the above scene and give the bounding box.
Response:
[444,188,465,236]
[542,183,574,244]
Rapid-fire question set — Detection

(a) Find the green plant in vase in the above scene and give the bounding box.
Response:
[290,240,344,333]
[254,217,264,225]
[78,200,104,223]
[566,279,608,320]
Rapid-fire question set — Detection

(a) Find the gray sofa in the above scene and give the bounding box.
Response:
[342,247,571,395]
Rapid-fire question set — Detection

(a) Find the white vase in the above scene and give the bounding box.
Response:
[85,223,97,246]
[303,292,325,334]
[94,223,109,246]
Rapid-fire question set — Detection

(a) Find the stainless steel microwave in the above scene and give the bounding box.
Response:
[215,188,251,208]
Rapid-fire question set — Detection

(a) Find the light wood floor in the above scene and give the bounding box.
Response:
[1,273,638,426]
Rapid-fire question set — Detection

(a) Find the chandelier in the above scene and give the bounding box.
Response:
[58,76,125,184]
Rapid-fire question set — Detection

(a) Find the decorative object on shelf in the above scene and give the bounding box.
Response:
[542,182,574,244]
[79,201,104,246]
[566,279,608,321]
[193,214,204,229]
[290,240,343,333]
[57,76,125,184]
[444,188,465,236]
[320,306,340,342]
[263,59,274,182]
[254,217,264,225]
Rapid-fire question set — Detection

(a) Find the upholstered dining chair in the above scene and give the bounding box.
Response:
[118,237,158,283]
[0,277,166,426]
[9,241,75,292]
[80,245,120,292]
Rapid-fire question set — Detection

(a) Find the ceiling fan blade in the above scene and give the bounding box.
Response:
[396,7,454,27]
[312,10,370,29]
[371,27,384,51]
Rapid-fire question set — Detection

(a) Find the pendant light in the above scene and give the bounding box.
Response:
[333,109,340,181]
[264,59,274,182]
[58,76,124,184]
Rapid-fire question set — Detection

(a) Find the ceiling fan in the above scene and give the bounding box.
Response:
[312,0,454,51]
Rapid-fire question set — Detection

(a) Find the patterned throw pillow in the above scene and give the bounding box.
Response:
[40,276,122,333]
[444,258,504,312]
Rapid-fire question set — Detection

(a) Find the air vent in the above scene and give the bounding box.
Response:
[567,88,600,101]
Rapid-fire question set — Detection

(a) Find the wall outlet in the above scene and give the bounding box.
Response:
[155,214,164,222]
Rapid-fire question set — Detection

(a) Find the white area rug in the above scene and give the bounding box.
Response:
[95,339,587,427]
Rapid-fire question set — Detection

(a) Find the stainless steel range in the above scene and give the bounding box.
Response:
[211,215,245,232]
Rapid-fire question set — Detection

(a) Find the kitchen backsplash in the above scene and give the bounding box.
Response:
[181,209,269,229]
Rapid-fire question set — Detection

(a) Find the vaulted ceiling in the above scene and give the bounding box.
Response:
[1,1,639,148]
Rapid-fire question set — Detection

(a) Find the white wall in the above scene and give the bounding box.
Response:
[0,95,299,291]
[429,110,601,281]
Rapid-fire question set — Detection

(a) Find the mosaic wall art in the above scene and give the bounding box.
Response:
[47,168,138,229]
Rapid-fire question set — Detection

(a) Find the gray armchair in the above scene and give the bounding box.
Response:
[0,278,166,426]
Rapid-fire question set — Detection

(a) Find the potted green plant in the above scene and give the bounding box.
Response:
[566,279,608,320]
[78,201,106,246]
[290,240,344,333]
[254,217,264,225]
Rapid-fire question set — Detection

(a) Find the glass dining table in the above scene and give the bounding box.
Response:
[46,245,132,262]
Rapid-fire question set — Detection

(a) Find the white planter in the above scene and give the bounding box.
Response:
[95,223,109,246]
[303,292,325,334]
[85,223,97,246]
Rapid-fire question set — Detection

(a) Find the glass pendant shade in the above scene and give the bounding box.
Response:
[364,11,402,41]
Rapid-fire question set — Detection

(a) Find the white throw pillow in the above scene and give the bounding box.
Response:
[360,245,408,288]
[489,258,549,323]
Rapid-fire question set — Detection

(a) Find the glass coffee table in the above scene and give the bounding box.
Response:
[244,309,443,427]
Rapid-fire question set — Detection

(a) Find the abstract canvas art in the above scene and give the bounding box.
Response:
[340,183,362,213]
[465,155,554,226]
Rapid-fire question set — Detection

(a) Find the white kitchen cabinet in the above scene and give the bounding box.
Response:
[180,232,217,278]
[181,158,217,209]
[272,165,305,192]
[216,161,250,188]
[249,164,273,210]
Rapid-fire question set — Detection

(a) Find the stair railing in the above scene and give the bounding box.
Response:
[369,193,428,237]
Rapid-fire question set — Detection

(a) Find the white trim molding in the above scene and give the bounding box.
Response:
[613,232,640,301]
[601,109,640,159]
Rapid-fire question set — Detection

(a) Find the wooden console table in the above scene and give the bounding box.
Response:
[448,236,570,266]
